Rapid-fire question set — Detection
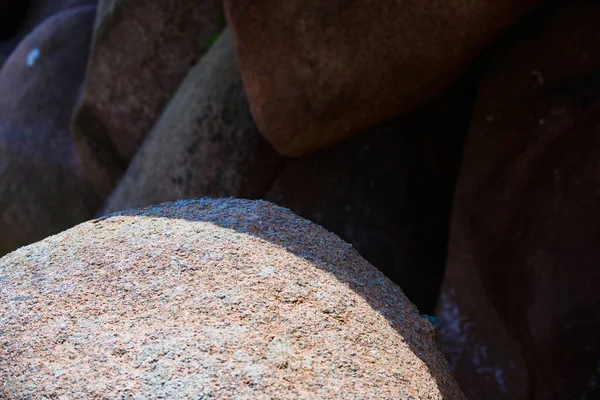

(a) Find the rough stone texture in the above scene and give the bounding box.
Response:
[72,0,226,199]
[101,29,283,216]
[225,0,543,156]
[0,0,97,68]
[0,198,465,399]
[0,7,101,257]
[266,80,469,315]
[441,1,600,398]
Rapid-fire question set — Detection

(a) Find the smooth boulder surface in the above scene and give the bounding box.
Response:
[72,0,226,199]
[0,198,465,398]
[0,0,97,67]
[101,29,283,215]
[0,6,100,256]
[440,1,600,398]
[225,0,542,156]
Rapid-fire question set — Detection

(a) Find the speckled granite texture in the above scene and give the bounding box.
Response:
[0,198,464,399]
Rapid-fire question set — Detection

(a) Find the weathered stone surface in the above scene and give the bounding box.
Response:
[442,1,600,398]
[0,198,465,399]
[101,29,283,215]
[0,0,97,68]
[0,7,100,256]
[225,0,542,156]
[266,80,469,315]
[72,0,226,199]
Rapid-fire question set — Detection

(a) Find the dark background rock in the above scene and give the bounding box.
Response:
[266,80,470,315]
[72,0,226,200]
[0,1,30,40]
[443,1,600,397]
[0,0,98,68]
[225,0,542,156]
[436,213,531,399]
[101,29,283,215]
[0,6,100,256]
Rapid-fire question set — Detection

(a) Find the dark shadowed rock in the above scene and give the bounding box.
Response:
[0,7,100,256]
[0,0,97,68]
[436,214,531,399]
[0,198,465,398]
[266,80,469,315]
[225,0,542,156]
[441,1,600,398]
[0,1,29,41]
[101,29,283,215]
[72,0,226,199]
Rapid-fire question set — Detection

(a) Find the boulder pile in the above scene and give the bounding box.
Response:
[0,0,598,397]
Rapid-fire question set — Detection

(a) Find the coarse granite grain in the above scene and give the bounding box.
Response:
[0,198,464,399]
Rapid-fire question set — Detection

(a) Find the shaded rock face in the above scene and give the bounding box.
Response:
[225,0,542,156]
[101,29,283,215]
[0,198,465,399]
[0,0,97,67]
[267,80,470,315]
[72,0,226,199]
[99,28,466,317]
[438,1,600,398]
[0,7,101,256]
[436,213,531,399]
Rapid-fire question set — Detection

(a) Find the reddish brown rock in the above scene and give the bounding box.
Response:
[72,0,226,199]
[266,80,469,314]
[442,1,600,398]
[101,29,283,215]
[0,0,97,67]
[0,198,465,399]
[0,7,100,256]
[225,0,543,156]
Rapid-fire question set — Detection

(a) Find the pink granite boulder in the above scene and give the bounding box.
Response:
[0,198,465,398]
[225,0,543,156]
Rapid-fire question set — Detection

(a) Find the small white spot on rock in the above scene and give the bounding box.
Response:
[259,265,275,278]
[53,369,66,378]
[26,48,40,67]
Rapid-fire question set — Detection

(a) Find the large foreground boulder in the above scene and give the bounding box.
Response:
[0,198,464,399]
[439,1,600,398]
[0,6,100,256]
[225,0,542,156]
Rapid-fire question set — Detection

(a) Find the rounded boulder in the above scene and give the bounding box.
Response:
[0,198,463,399]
